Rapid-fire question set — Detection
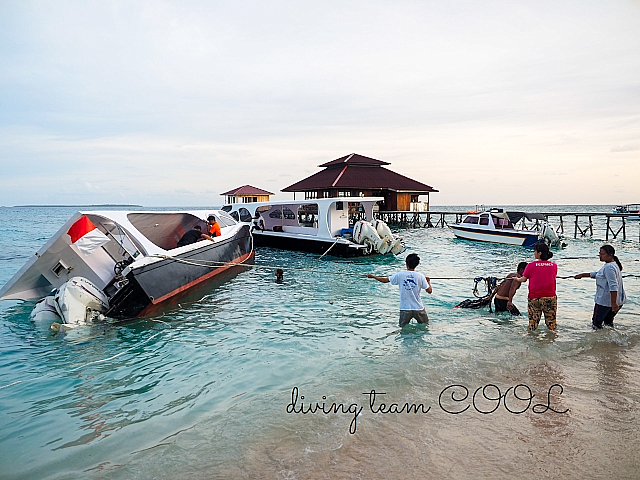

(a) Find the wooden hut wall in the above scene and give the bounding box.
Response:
[396,193,412,211]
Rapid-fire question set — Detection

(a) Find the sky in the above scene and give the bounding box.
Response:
[0,0,639,207]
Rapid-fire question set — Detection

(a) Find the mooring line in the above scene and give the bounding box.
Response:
[152,254,640,280]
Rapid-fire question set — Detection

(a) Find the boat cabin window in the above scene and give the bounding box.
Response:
[463,216,479,224]
[229,211,240,221]
[221,205,232,212]
[269,207,296,220]
[238,208,252,222]
[297,204,319,227]
[216,211,238,227]
[492,216,513,229]
[89,215,145,259]
[479,214,490,225]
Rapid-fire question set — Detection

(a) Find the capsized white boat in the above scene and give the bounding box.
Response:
[1,209,253,328]
[223,197,405,257]
[449,209,564,247]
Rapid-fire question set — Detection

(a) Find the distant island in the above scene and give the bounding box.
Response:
[8,204,144,208]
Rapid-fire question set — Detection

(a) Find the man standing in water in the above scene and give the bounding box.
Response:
[367,253,432,327]
[490,261,528,315]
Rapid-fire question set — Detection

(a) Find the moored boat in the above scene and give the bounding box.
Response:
[613,203,640,220]
[0,209,253,327]
[449,209,563,247]
[223,197,405,257]
[612,203,640,214]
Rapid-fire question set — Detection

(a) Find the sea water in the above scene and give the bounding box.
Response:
[0,206,638,479]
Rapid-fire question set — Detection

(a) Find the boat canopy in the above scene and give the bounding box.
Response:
[506,211,547,224]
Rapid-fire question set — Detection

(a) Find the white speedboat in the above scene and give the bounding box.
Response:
[223,197,405,257]
[0,210,253,327]
[449,209,563,247]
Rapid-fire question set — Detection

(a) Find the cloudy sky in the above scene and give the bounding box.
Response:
[1,1,638,206]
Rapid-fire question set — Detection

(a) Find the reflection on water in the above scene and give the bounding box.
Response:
[0,206,639,479]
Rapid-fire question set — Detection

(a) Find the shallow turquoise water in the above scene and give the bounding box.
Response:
[0,206,638,479]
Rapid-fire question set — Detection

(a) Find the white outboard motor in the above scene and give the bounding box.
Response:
[30,277,109,329]
[372,219,406,255]
[353,220,387,254]
[30,295,61,327]
[54,277,109,326]
[541,223,562,247]
[352,220,405,255]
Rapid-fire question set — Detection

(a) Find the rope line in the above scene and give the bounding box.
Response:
[150,254,640,280]
[310,237,341,266]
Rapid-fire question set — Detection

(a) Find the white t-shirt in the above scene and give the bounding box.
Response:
[590,262,626,307]
[389,270,429,311]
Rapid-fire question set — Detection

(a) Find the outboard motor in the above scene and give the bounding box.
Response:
[352,220,405,255]
[541,223,563,247]
[30,276,109,329]
[54,277,109,326]
[353,220,388,254]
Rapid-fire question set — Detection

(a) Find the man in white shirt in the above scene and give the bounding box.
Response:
[367,253,433,327]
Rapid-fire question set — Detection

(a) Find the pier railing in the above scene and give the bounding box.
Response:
[362,211,640,241]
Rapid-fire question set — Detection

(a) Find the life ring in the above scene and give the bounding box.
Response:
[467,210,479,214]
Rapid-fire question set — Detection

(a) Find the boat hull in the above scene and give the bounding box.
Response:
[253,231,365,257]
[107,225,253,319]
[449,225,539,247]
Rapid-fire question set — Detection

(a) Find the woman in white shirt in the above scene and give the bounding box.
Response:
[574,245,626,329]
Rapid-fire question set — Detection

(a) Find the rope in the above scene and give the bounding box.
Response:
[151,254,365,277]
[310,237,341,266]
[149,254,640,281]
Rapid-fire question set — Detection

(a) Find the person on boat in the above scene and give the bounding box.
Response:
[253,212,265,231]
[366,253,432,327]
[490,262,528,315]
[574,245,626,329]
[207,215,221,238]
[177,225,214,247]
[516,243,558,331]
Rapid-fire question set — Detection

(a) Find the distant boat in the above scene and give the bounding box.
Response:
[0,210,253,327]
[449,209,564,247]
[612,203,640,214]
[613,203,640,220]
[223,197,405,257]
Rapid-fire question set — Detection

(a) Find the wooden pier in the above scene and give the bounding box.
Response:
[369,211,640,241]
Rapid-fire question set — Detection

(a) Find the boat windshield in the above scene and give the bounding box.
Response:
[463,215,479,224]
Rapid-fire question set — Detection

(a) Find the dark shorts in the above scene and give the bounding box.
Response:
[592,304,618,329]
[494,298,521,316]
[399,309,429,327]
